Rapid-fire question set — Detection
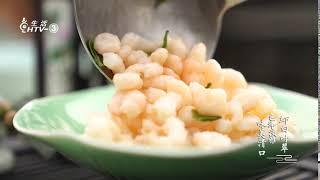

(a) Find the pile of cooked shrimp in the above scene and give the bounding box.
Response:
[85,32,297,149]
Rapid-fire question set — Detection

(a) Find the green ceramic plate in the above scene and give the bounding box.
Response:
[13,84,317,180]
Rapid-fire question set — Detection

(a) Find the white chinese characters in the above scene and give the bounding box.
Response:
[256,120,267,156]
[256,114,297,164]
[19,17,59,33]
[279,116,289,153]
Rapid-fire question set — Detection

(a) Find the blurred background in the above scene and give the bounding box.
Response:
[0,0,317,104]
[0,0,317,179]
[0,0,316,106]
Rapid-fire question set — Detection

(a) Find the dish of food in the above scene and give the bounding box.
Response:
[84,32,298,149]
[12,83,317,179]
[12,32,317,180]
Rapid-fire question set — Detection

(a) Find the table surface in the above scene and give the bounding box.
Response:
[0,136,318,180]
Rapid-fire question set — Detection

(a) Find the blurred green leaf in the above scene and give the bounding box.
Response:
[86,39,104,67]
[154,0,167,8]
[162,30,169,48]
[192,109,221,122]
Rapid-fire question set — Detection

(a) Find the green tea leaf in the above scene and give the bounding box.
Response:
[154,0,167,8]
[192,109,221,122]
[205,82,212,88]
[86,39,104,67]
[162,30,169,48]
[0,108,6,119]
